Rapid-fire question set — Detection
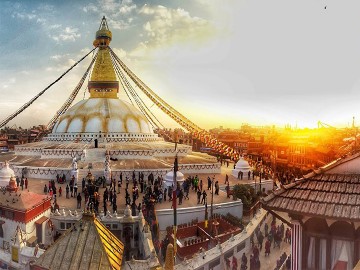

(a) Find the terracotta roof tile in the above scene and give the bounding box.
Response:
[314,181,324,191]
[325,204,335,217]
[294,200,304,212]
[301,190,311,200]
[322,182,332,192]
[332,193,341,203]
[338,183,347,193]
[307,181,317,190]
[309,202,318,214]
[279,197,289,209]
[308,191,319,201]
[302,201,312,213]
[287,200,297,211]
[348,194,357,205]
[347,183,355,193]
[339,194,349,204]
[286,190,297,198]
[324,193,333,203]
[354,184,360,194]
[350,176,360,183]
[344,175,353,183]
[333,205,343,218]
[330,182,339,192]
[272,198,283,208]
[317,203,327,215]
[317,192,326,202]
[350,206,360,219]
[342,205,351,218]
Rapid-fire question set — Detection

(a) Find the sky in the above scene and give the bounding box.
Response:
[1,0,360,129]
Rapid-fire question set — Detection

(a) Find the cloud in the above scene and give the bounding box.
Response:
[1,78,16,89]
[50,27,81,42]
[129,4,212,57]
[82,0,137,29]
[12,11,46,25]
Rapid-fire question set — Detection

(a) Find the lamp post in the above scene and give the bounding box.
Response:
[172,130,179,263]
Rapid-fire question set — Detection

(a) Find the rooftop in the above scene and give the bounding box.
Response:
[32,213,124,270]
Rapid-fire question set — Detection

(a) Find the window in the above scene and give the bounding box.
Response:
[66,223,72,229]
[112,224,118,229]
[60,222,65,230]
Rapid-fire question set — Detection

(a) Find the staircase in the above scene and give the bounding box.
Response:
[83,148,106,163]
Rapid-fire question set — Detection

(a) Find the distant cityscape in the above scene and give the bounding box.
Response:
[2,121,357,174]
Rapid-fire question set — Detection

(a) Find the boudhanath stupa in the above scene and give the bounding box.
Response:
[0,17,220,182]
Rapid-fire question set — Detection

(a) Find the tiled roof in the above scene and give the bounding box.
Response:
[263,173,360,221]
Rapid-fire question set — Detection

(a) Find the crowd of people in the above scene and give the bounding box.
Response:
[239,215,291,270]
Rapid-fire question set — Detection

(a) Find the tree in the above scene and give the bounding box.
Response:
[232,184,258,209]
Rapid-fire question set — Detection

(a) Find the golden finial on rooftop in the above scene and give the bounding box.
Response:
[164,243,174,270]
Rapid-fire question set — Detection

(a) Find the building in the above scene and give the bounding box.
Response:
[31,212,125,270]
[262,153,360,270]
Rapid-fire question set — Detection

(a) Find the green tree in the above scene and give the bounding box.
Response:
[232,184,258,209]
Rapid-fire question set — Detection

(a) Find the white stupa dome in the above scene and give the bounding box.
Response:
[232,157,252,179]
[163,171,185,187]
[52,98,153,134]
[234,157,251,170]
[0,162,15,187]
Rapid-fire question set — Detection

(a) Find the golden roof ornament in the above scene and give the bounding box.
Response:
[89,16,119,99]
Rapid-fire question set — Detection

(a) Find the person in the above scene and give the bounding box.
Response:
[215,181,219,195]
[264,223,269,237]
[163,188,167,202]
[16,176,20,187]
[58,187,62,197]
[43,184,48,194]
[197,189,202,204]
[257,231,264,250]
[207,177,211,190]
[20,178,24,190]
[82,178,85,192]
[178,189,183,205]
[74,183,78,197]
[66,184,70,199]
[225,174,229,184]
[118,178,121,194]
[25,178,28,189]
[232,256,238,270]
[226,183,230,198]
[241,253,248,270]
[201,190,207,205]
[137,203,142,215]
[265,239,271,256]
[77,193,82,209]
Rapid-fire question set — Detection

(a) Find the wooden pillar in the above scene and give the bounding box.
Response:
[291,219,302,270]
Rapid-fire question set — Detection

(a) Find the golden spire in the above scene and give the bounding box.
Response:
[164,243,174,270]
[88,16,119,99]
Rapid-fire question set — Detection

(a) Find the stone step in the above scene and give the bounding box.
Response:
[82,148,106,162]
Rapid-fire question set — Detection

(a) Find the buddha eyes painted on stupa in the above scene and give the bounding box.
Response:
[94,88,112,92]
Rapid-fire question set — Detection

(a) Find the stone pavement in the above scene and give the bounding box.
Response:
[22,161,258,213]
[244,213,291,270]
